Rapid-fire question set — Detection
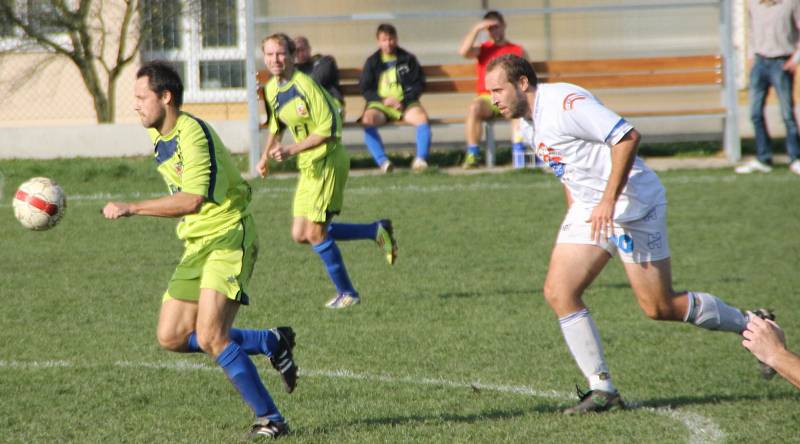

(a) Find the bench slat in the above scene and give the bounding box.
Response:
[534,55,721,75]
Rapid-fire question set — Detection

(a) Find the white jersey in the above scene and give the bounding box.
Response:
[519,83,666,222]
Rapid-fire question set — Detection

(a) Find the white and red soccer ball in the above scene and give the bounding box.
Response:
[12,177,66,230]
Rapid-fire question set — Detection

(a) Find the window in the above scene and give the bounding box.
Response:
[140,0,182,52]
[0,12,14,37]
[200,60,245,89]
[202,0,237,47]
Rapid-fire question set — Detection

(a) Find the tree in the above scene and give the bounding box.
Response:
[0,1,192,123]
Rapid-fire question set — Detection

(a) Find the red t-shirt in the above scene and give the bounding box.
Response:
[476,41,524,94]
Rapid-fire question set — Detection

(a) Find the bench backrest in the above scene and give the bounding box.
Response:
[256,54,722,98]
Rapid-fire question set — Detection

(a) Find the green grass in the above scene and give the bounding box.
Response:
[1,157,799,443]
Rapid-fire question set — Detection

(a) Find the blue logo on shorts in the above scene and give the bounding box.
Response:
[608,234,634,253]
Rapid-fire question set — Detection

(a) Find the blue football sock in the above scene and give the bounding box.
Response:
[187,329,279,356]
[216,342,283,421]
[313,237,357,295]
[328,222,379,241]
[364,127,387,166]
[467,144,480,156]
[415,123,431,160]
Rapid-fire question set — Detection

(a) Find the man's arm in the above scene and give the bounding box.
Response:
[459,19,495,58]
[103,192,204,219]
[743,316,800,389]
[257,129,282,177]
[359,55,382,103]
[588,129,640,242]
[270,133,330,162]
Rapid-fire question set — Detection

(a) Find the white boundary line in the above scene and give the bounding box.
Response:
[0,172,794,209]
[1,359,723,443]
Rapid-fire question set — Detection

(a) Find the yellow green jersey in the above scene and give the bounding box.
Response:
[150,112,251,240]
[378,53,403,101]
[264,69,344,169]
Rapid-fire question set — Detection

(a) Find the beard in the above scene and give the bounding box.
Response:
[509,91,529,119]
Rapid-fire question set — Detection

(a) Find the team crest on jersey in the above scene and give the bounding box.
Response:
[562,93,586,110]
[295,101,309,117]
[174,161,183,176]
[537,143,566,177]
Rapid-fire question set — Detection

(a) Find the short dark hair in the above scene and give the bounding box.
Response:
[136,61,184,108]
[262,33,296,56]
[486,54,538,89]
[376,23,397,38]
[483,10,505,24]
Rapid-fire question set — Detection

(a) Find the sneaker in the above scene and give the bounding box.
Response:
[380,160,394,174]
[375,219,398,265]
[411,157,428,172]
[748,308,777,380]
[268,327,298,393]
[790,159,800,176]
[735,159,772,174]
[462,152,480,169]
[325,292,361,309]
[248,417,289,440]
[563,386,625,415]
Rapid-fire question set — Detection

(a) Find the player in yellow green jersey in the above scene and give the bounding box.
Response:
[359,23,431,173]
[102,61,294,440]
[257,33,398,310]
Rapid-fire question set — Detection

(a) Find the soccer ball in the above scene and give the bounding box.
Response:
[12,177,67,230]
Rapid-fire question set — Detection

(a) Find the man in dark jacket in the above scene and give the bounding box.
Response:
[359,23,431,172]
[293,36,344,115]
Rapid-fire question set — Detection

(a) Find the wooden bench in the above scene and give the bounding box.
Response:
[256,54,732,167]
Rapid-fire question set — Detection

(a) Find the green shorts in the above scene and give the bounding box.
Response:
[366,101,421,122]
[162,215,258,305]
[478,94,503,118]
[293,146,350,222]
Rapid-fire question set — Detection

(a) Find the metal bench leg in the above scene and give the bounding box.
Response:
[485,121,496,167]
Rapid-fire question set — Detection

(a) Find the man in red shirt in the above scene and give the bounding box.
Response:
[459,10,526,168]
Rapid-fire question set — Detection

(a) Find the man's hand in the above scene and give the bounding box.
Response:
[103,202,133,219]
[383,97,403,111]
[476,18,500,32]
[269,143,295,162]
[743,315,786,368]
[783,58,798,74]
[256,154,270,178]
[588,199,615,242]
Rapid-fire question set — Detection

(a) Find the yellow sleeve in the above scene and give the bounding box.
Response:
[306,82,335,138]
[179,124,214,200]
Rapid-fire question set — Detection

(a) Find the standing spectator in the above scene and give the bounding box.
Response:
[359,23,431,173]
[293,35,345,116]
[459,10,526,168]
[743,315,800,389]
[259,33,398,309]
[737,0,800,175]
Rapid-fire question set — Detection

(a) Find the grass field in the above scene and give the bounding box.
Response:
[1,157,799,443]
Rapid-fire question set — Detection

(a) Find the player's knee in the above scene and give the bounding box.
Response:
[156,330,187,352]
[639,301,678,321]
[467,101,484,119]
[291,231,307,244]
[361,114,379,127]
[195,329,226,356]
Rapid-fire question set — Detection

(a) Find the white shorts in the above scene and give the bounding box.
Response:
[556,204,670,264]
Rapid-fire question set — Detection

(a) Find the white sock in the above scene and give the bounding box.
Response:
[683,291,747,333]
[559,308,617,393]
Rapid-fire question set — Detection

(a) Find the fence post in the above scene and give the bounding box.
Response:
[720,0,741,162]
[245,0,261,178]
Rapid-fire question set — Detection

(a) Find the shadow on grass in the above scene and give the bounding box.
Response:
[633,391,800,410]
[437,287,542,299]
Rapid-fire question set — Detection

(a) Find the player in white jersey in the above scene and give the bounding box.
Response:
[485,54,776,414]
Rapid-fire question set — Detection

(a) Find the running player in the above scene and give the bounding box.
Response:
[258,33,398,309]
[359,23,431,173]
[102,61,296,439]
[484,54,776,413]
[459,10,527,168]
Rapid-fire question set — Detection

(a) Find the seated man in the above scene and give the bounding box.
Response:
[459,10,527,168]
[359,23,431,173]
[293,35,345,117]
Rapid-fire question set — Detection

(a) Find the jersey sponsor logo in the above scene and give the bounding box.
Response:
[562,93,587,111]
[295,101,309,117]
[536,143,565,177]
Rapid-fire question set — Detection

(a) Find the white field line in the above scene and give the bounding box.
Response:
[2,359,723,443]
[0,173,793,209]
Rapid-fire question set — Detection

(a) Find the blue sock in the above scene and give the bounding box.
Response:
[512,142,525,152]
[187,329,279,356]
[216,342,282,421]
[364,127,387,166]
[312,237,357,295]
[328,222,379,241]
[415,123,431,160]
[467,144,480,156]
